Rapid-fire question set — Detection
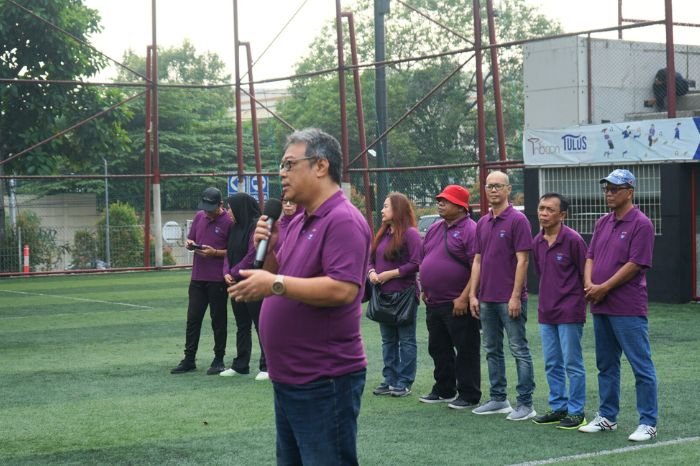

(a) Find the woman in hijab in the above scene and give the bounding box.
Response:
[220,193,268,380]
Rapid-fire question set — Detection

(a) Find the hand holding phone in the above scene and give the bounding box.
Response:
[187,242,204,251]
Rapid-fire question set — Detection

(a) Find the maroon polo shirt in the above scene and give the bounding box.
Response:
[532,225,587,324]
[475,205,532,302]
[259,190,371,385]
[369,227,422,294]
[188,210,232,282]
[420,215,476,306]
[586,207,654,317]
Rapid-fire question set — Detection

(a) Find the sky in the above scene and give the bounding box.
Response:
[84,0,699,85]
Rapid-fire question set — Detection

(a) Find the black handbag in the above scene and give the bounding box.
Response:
[366,284,418,326]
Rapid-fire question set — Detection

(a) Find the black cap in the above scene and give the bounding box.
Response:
[197,187,222,211]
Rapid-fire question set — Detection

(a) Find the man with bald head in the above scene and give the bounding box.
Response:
[469,171,536,421]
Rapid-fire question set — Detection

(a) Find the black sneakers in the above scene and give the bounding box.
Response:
[170,359,196,374]
[532,410,567,425]
[206,358,225,375]
[419,392,458,404]
[557,414,586,430]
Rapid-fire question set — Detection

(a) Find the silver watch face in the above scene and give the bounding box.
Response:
[272,276,285,295]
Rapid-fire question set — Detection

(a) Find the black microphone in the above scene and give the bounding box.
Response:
[253,199,283,268]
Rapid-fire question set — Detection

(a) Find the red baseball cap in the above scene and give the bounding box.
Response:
[436,185,470,210]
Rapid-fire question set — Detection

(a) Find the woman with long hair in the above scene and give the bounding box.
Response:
[220,193,268,380]
[368,192,422,397]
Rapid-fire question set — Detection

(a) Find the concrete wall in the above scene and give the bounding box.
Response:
[524,36,700,129]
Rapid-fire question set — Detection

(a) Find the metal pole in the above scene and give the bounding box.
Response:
[234,0,246,190]
[103,158,111,268]
[8,177,17,228]
[343,12,374,231]
[374,0,390,224]
[473,0,488,215]
[618,0,623,39]
[664,0,677,118]
[242,42,265,207]
[151,0,163,267]
[144,46,153,267]
[335,0,350,185]
[485,0,507,164]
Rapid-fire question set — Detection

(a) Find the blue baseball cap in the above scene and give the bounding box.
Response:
[600,169,636,187]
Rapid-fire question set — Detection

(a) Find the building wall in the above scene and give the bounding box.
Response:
[524,37,700,129]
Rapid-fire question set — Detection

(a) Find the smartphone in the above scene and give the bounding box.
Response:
[189,243,204,250]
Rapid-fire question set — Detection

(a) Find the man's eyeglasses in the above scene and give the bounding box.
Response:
[602,185,632,194]
[279,156,317,172]
[485,183,508,191]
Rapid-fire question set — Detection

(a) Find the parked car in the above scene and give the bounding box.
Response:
[418,214,441,238]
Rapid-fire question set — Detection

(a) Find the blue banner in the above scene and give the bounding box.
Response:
[523,117,700,166]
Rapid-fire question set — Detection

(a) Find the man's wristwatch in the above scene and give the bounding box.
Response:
[271,274,286,296]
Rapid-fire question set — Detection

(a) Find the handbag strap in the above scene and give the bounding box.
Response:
[443,224,470,269]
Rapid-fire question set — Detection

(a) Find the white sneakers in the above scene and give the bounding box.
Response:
[220,369,269,381]
[628,424,657,442]
[579,414,618,432]
[579,414,657,442]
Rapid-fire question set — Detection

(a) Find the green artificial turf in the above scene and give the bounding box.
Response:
[1,271,699,465]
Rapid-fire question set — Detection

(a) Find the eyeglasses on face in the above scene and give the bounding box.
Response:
[485,183,508,191]
[279,156,317,172]
[602,185,632,194]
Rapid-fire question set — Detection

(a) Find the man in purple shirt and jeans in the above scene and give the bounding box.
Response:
[579,169,658,442]
[228,129,371,465]
[469,171,536,421]
[531,193,588,430]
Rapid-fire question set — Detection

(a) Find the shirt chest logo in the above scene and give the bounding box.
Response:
[214,226,222,235]
[499,229,506,238]
[619,231,627,240]
[303,228,318,241]
[556,253,564,262]
[452,230,461,238]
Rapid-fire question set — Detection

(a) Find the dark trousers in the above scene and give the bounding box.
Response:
[231,299,266,373]
[184,280,228,361]
[426,302,481,403]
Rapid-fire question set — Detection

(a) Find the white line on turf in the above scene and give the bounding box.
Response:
[510,436,700,465]
[0,289,154,309]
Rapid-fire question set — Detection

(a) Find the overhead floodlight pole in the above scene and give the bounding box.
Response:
[151,0,163,267]
[374,0,390,225]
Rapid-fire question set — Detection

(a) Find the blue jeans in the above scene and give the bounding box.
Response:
[539,323,586,415]
[480,301,535,406]
[378,321,417,390]
[273,369,366,466]
[593,314,658,426]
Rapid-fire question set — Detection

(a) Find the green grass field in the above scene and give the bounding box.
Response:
[1,270,699,465]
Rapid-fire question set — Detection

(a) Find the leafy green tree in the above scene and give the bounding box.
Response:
[97,202,142,268]
[277,0,561,201]
[1,211,68,272]
[0,0,131,248]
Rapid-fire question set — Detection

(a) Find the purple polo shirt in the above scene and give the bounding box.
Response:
[259,190,371,385]
[420,215,476,306]
[532,225,587,324]
[188,210,232,282]
[475,205,532,302]
[586,207,654,317]
[369,227,422,294]
[223,234,256,281]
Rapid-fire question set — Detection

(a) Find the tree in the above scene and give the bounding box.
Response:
[112,40,289,210]
[0,0,131,245]
[277,0,561,203]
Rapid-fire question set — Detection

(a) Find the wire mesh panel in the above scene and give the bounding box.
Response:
[539,164,661,235]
